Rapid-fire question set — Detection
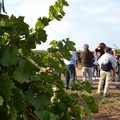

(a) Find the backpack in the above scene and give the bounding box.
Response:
[101,60,112,72]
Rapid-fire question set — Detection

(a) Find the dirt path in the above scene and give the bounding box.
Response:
[76,68,120,120]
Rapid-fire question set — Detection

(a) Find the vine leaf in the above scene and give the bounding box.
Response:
[12,88,25,112]
[0,96,4,106]
[26,34,36,49]
[0,73,15,102]
[36,17,50,29]
[25,89,50,110]
[0,46,19,67]
[36,28,47,44]
[35,110,50,120]
[13,59,37,83]
[9,105,17,120]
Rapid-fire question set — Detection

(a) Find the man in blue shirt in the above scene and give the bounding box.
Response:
[64,50,78,90]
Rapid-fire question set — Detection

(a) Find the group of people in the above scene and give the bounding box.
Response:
[64,42,120,97]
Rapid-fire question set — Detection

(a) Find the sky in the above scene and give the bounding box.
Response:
[3,0,120,51]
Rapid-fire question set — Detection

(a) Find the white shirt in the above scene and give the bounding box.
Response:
[64,51,78,65]
[98,53,117,68]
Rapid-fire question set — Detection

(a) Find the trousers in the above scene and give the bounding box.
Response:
[82,66,93,85]
[65,64,76,88]
[97,69,113,96]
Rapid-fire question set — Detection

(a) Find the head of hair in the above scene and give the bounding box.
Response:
[83,44,89,49]
[74,48,76,51]
[105,47,112,53]
[99,43,106,49]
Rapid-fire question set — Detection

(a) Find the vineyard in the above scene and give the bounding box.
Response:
[0,0,99,120]
[1,0,120,119]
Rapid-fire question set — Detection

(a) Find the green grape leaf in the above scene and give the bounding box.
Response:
[82,95,99,113]
[0,46,19,67]
[36,17,50,28]
[35,18,44,29]
[57,102,67,112]
[0,96,4,106]
[10,47,19,65]
[59,46,71,60]
[49,0,69,21]
[65,38,75,49]
[0,46,10,66]
[55,15,63,21]
[12,88,25,112]
[13,59,36,83]
[61,0,69,6]
[88,102,99,113]
[36,28,47,44]
[35,110,50,120]
[0,73,15,102]
[2,33,9,44]
[47,48,58,53]
[25,89,49,110]
[10,15,29,35]
[13,71,29,83]
[50,40,59,48]
[26,34,36,49]
[10,106,17,120]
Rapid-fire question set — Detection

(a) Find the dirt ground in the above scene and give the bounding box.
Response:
[76,68,120,120]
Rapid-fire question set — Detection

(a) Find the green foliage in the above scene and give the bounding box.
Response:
[0,0,98,120]
[49,0,69,21]
[116,49,120,54]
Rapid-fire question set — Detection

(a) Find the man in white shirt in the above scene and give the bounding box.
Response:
[64,50,78,90]
[97,47,117,97]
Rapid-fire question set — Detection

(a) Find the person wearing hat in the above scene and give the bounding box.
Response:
[80,44,94,88]
[97,47,117,97]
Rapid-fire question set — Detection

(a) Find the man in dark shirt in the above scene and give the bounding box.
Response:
[80,44,94,87]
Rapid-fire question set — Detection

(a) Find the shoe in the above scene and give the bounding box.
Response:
[97,92,103,95]
[96,77,100,79]
[70,88,74,91]
[112,79,115,82]
[96,92,103,97]
[92,77,95,80]
[116,85,120,89]
[103,93,110,97]
[91,86,95,90]
[65,87,69,90]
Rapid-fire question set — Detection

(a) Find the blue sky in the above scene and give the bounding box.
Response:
[4,0,120,51]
